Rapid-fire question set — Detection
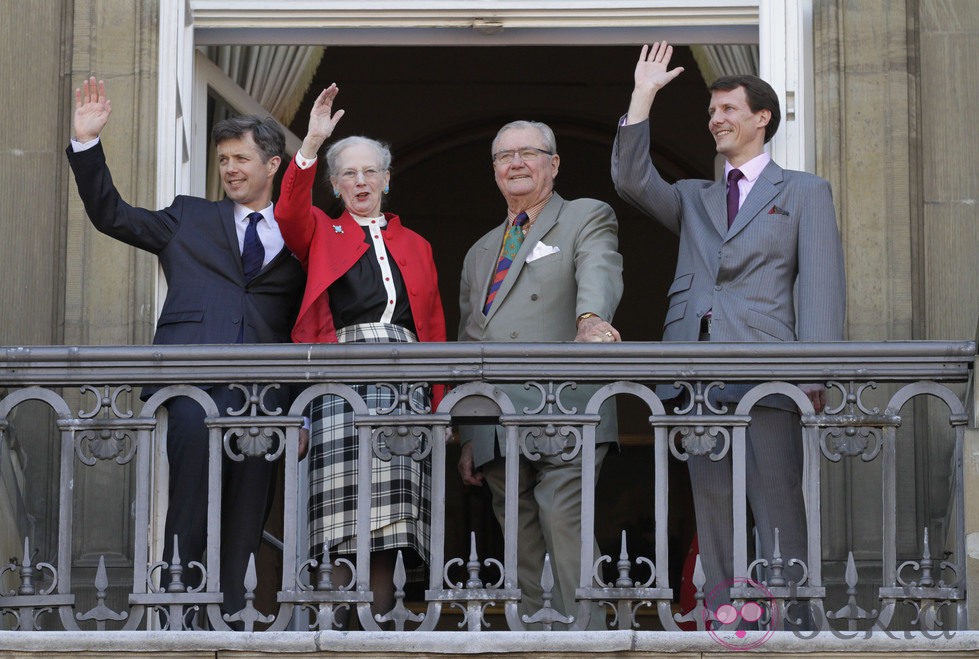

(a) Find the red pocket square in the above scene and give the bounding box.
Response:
[768,205,790,216]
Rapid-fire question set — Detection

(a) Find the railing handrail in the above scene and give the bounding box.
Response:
[0,340,974,633]
[0,340,974,386]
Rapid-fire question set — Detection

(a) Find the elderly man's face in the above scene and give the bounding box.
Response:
[492,126,559,210]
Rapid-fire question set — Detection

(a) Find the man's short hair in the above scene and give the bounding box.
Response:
[211,115,285,163]
[491,120,558,156]
[709,75,781,144]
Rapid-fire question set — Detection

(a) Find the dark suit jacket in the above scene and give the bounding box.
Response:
[66,142,305,350]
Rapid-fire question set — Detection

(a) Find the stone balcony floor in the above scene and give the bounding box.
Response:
[3,630,979,657]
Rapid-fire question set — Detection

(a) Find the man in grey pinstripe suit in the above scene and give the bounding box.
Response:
[611,42,845,607]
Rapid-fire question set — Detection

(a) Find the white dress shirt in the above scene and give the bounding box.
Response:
[233,204,283,268]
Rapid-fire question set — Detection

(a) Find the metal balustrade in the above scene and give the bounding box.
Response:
[0,341,974,633]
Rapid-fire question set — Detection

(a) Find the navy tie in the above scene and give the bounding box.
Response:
[241,212,265,280]
[726,168,744,228]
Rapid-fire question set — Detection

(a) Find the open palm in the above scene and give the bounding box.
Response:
[307,83,344,140]
[73,77,112,142]
[634,42,684,93]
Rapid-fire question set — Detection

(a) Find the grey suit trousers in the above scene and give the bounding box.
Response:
[483,444,609,630]
[687,405,807,603]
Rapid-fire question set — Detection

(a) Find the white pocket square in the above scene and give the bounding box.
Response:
[526,241,560,262]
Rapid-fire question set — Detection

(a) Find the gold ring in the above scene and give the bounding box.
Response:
[604,331,613,337]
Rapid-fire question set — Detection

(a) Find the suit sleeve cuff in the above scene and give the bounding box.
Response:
[70,136,100,152]
[295,151,317,169]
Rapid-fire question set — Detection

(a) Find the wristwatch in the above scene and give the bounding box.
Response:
[576,312,600,326]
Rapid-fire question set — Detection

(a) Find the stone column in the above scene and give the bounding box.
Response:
[812,0,921,599]
[814,1,978,627]
[65,0,161,611]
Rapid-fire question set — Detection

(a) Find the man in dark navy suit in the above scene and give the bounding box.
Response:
[67,77,305,619]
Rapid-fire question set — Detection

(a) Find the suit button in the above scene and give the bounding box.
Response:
[530,294,539,301]
[510,331,518,339]
[233,319,241,325]
[714,285,722,291]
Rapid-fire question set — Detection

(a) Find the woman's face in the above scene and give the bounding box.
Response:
[331,143,390,218]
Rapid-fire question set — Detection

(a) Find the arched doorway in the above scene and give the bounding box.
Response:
[288,44,716,341]
[264,44,716,614]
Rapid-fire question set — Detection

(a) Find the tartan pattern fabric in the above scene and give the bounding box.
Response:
[308,322,430,564]
[483,212,529,314]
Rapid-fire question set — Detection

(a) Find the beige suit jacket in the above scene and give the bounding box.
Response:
[458,192,624,468]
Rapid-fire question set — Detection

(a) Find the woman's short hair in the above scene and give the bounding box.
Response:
[325,136,393,178]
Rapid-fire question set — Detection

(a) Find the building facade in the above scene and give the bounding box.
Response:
[1,0,977,644]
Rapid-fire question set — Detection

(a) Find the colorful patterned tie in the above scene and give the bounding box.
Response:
[483,212,529,314]
[241,211,265,280]
[726,168,744,228]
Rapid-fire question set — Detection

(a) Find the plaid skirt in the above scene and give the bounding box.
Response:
[308,322,431,565]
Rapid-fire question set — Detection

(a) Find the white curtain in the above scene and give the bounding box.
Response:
[206,45,324,125]
[205,45,325,199]
[690,44,759,84]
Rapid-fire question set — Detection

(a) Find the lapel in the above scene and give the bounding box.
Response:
[483,193,563,323]
[218,199,244,276]
[701,181,728,238]
[323,210,370,284]
[471,232,500,326]
[727,160,784,240]
[260,246,291,275]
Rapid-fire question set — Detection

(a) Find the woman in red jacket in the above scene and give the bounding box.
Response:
[276,84,446,623]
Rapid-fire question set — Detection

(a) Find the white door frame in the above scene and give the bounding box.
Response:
[158,0,814,206]
[150,0,813,619]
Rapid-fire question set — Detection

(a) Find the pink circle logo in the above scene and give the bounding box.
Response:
[703,577,778,651]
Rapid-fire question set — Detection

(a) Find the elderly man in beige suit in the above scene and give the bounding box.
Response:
[457,120,624,630]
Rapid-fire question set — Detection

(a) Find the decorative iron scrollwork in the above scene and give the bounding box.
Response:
[373,381,432,415]
[523,380,578,415]
[519,423,581,462]
[372,424,431,461]
[75,428,136,466]
[1,537,57,597]
[75,555,127,629]
[896,527,958,590]
[669,424,730,461]
[79,384,133,419]
[670,380,728,415]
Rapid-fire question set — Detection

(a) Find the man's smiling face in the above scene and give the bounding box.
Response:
[492,126,560,211]
[217,131,280,211]
[707,85,770,167]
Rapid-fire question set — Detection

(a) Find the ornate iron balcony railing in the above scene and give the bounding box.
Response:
[0,341,974,633]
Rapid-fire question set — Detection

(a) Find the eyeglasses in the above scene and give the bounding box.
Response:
[492,147,553,166]
[338,167,384,181]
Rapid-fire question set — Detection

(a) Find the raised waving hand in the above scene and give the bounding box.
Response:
[299,83,345,159]
[73,76,112,143]
[626,42,685,125]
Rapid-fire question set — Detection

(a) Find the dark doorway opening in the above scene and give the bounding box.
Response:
[266,44,717,623]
